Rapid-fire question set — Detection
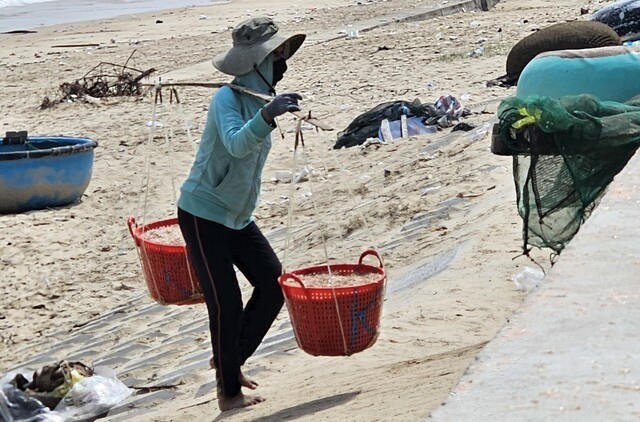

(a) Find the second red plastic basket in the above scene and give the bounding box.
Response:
[278,249,386,356]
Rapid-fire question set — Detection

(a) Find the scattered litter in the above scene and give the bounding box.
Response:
[421,185,442,195]
[452,122,477,131]
[358,175,372,184]
[275,166,313,183]
[379,119,394,143]
[286,121,315,133]
[512,266,545,292]
[361,137,387,147]
[465,121,493,141]
[470,46,484,57]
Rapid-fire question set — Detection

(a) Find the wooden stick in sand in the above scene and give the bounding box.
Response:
[145,82,334,131]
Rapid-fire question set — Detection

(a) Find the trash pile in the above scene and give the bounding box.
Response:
[0,361,132,421]
[334,95,472,149]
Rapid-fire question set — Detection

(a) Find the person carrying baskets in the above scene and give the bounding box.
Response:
[176,17,306,411]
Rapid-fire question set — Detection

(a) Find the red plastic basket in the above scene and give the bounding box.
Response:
[127,216,204,305]
[278,250,386,356]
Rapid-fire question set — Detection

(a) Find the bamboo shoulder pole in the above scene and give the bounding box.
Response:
[144,82,334,131]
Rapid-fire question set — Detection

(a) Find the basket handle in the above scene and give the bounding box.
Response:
[127,216,141,246]
[358,249,384,269]
[279,272,306,290]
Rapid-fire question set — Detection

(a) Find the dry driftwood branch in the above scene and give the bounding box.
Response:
[123,49,137,73]
[81,49,144,78]
[146,82,334,131]
[51,43,100,48]
[40,53,156,109]
[130,382,182,393]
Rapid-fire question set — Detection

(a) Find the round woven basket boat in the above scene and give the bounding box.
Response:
[0,133,97,214]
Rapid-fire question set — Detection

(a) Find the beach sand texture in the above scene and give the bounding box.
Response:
[1,0,588,420]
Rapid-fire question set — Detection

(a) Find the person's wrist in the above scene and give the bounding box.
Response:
[261,108,274,124]
[261,108,277,128]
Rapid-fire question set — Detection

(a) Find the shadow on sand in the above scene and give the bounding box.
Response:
[214,390,361,421]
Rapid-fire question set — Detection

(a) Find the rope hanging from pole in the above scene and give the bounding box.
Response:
[132,82,203,305]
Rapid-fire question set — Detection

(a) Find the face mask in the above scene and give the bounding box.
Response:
[272,58,288,87]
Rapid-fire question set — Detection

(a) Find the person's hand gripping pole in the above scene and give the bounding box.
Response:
[261,93,303,125]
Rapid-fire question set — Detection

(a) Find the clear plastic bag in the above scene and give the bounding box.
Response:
[512,266,545,292]
[377,116,438,141]
[0,367,132,422]
[53,370,132,421]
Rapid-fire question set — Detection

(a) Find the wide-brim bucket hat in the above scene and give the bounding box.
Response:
[213,16,306,76]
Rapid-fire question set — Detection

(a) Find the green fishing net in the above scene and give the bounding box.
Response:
[492,94,640,254]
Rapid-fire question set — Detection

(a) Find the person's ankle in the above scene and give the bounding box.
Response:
[217,390,264,411]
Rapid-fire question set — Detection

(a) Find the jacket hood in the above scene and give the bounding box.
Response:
[232,54,275,96]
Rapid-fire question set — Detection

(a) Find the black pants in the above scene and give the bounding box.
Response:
[177,207,284,398]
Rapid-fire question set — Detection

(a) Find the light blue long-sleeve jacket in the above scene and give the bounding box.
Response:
[177,55,276,229]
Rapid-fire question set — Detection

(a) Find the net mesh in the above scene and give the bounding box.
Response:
[492,94,640,254]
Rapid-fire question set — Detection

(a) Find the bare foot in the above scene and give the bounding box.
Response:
[239,372,259,390]
[210,357,259,390]
[217,390,265,411]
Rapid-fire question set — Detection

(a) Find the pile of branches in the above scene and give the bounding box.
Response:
[40,50,155,109]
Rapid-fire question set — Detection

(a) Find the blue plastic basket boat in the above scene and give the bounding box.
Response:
[0,131,98,214]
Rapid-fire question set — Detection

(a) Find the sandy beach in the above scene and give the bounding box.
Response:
[0,0,593,420]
